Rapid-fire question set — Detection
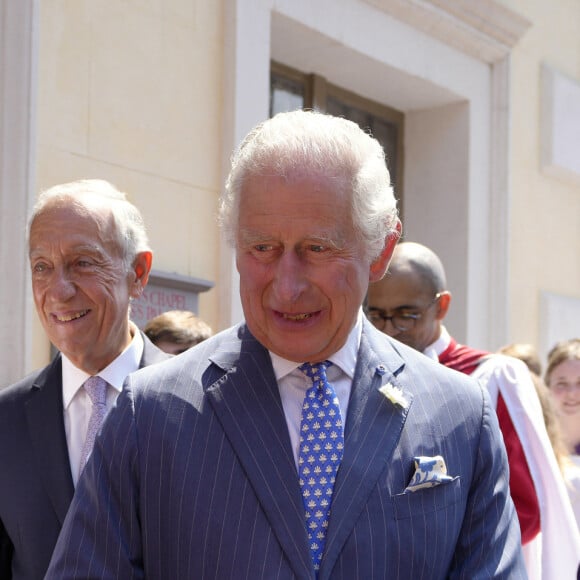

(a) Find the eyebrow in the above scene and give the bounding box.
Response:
[237,229,271,245]
[238,229,344,249]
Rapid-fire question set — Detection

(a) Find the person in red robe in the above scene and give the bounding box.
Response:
[366,241,580,580]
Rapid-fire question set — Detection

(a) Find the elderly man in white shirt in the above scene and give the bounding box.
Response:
[0,179,171,580]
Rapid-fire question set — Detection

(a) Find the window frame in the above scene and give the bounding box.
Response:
[270,61,405,218]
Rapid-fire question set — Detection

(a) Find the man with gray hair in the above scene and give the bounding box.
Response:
[0,179,170,579]
[48,112,524,579]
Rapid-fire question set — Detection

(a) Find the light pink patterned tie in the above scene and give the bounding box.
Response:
[79,376,108,473]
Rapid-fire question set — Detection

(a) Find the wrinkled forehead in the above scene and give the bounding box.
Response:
[33,191,113,223]
[29,195,120,251]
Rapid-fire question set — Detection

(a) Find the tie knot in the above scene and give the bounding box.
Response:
[299,361,332,385]
[83,376,107,405]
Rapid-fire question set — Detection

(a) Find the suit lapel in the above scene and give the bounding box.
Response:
[320,324,413,579]
[205,328,312,579]
[23,336,166,527]
[25,356,75,525]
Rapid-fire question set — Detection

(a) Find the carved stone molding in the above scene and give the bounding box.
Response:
[362,0,532,63]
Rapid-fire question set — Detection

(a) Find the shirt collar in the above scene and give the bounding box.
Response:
[423,324,451,360]
[270,308,363,381]
[61,323,144,408]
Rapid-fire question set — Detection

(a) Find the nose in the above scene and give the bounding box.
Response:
[563,384,580,398]
[383,318,401,337]
[271,251,308,304]
[49,266,77,302]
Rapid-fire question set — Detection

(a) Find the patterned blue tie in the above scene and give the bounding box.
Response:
[298,361,344,573]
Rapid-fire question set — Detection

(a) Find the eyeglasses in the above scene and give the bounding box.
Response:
[366,292,447,332]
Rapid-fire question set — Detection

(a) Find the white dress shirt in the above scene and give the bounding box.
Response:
[271,310,362,469]
[62,326,144,486]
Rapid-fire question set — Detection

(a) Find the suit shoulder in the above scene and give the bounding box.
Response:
[0,366,49,404]
[383,335,488,405]
[0,365,58,439]
[127,325,243,392]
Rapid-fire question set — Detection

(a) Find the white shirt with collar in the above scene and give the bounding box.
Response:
[270,309,362,470]
[62,325,144,486]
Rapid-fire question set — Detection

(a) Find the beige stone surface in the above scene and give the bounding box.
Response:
[33,0,224,369]
[499,0,580,347]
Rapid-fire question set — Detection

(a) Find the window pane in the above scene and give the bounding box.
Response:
[269,64,402,203]
[327,96,399,188]
[270,75,305,116]
[373,118,398,188]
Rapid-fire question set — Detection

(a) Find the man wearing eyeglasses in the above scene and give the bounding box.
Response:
[367,240,580,580]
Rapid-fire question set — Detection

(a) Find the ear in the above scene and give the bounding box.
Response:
[130,251,153,298]
[369,219,402,283]
[435,291,451,321]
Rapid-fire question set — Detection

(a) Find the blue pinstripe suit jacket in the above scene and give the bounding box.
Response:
[47,321,525,579]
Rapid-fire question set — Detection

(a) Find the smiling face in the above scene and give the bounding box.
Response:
[547,358,580,449]
[236,173,396,363]
[29,197,150,374]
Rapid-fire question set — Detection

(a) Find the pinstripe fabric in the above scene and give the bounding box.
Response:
[46,321,526,579]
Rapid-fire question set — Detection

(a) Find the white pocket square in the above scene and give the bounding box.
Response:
[405,455,454,493]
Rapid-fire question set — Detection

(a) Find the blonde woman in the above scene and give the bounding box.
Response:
[546,339,580,530]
